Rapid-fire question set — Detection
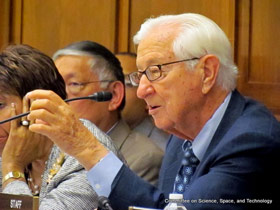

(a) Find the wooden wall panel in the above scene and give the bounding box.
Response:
[249,0,280,83]
[0,0,11,49]
[117,0,131,52]
[10,0,23,44]
[11,0,117,56]
[126,0,236,53]
[236,0,280,118]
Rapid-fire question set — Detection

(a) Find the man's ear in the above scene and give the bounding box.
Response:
[200,55,220,94]
[108,81,125,111]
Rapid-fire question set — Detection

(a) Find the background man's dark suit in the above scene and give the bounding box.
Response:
[110,90,280,210]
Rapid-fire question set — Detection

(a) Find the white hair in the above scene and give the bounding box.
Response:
[53,49,115,89]
[133,13,238,91]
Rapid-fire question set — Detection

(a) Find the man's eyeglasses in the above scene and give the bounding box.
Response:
[128,57,199,86]
[67,80,114,94]
[124,75,136,87]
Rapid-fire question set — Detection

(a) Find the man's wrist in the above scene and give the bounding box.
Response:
[78,148,109,170]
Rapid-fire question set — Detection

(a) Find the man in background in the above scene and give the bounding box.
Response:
[116,52,170,151]
[53,41,163,185]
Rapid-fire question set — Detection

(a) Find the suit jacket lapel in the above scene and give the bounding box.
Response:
[202,90,245,161]
[159,136,184,193]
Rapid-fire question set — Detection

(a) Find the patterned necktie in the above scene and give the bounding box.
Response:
[173,140,199,193]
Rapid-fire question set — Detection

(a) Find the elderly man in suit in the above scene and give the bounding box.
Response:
[26,14,280,210]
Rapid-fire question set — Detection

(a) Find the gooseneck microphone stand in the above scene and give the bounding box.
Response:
[0,91,112,125]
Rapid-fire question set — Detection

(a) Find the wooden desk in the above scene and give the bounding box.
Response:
[0,193,38,210]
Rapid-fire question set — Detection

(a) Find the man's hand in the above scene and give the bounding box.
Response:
[26,90,108,170]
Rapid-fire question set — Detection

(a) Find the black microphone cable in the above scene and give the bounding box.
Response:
[98,196,114,210]
[0,91,112,124]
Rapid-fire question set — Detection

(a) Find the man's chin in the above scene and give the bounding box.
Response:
[154,118,171,131]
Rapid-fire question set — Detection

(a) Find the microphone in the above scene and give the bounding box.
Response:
[0,91,112,124]
[65,91,112,102]
[98,196,114,210]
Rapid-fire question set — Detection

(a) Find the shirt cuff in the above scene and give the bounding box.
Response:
[86,151,123,197]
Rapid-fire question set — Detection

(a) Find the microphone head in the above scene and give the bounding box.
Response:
[98,196,111,209]
[91,91,112,102]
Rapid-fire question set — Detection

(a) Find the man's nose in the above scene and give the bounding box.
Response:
[137,75,154,99]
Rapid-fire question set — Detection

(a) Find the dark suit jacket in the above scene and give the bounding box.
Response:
[109,90,280,210]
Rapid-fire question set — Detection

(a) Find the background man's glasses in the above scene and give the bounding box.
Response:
[128,57,199,86]
[67,80,114,94]
[124,75,136,87]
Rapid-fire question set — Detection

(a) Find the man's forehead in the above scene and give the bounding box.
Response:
[136,37,176,67]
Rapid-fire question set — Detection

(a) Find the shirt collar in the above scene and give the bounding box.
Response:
[189,92,232,161]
